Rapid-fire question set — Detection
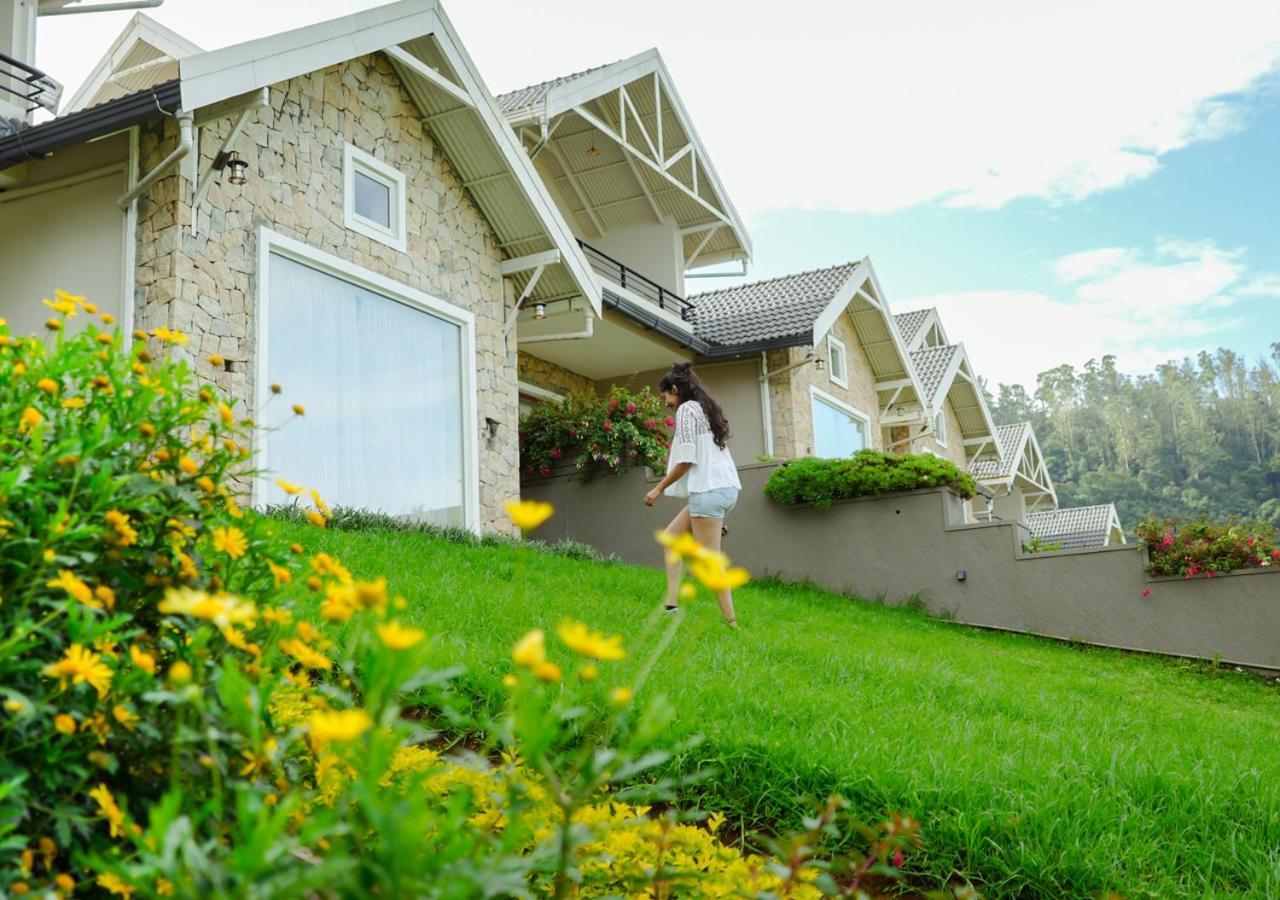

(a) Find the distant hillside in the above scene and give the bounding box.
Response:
[986,345,1280,529]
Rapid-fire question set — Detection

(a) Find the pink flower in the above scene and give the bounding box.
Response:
[1141,588,1151,598]
[1160,539,1174,549]
[643,418,656,431]
[892,850,904,868]
[625,402,637,414]
[602,421,613,432]
[550,447,563,459]
[1272,550,1280,560]
[608,399,619,411]
[665,416,675,428]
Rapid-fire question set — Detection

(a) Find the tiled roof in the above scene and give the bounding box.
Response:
[909,345,959,405]
[1026,505,1119,550]
[688,263,860,350]
[894,309,931,347]
[495,62,614,116]
[971,423,1029,481]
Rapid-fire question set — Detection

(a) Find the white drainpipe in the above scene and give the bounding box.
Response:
[516,309,594,344]
[117,111,193,209]
[760,351,774,457]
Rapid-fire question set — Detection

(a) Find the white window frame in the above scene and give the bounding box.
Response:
[254,226,479,532]
[933,408,948,448]
[343,143,408,253]
[809,385,871,457]
[826,333,849,388]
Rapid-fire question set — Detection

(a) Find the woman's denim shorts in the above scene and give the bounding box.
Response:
[688,487,739,519]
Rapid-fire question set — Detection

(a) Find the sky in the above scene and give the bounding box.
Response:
[31,0,1280,390]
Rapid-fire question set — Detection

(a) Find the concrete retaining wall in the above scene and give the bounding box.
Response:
[522,463,1280,671]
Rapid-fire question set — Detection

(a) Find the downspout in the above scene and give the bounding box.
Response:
[117,111,192,209]
[760,351,774,457]
[517,309,594,344]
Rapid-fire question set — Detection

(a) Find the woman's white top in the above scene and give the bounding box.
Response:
[663,400,742,497]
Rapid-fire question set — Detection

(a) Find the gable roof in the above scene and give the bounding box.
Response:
[173,0,599,315]
[893,309,931,348]
[908,342,999,462]
[909,345,959,407]
[893,306,949,352]
[1027,504,1125,550]
[495,49,751,270]
[971,422,1031,481]
[972,422,1057,507]
[64,13,201,114]
[691,263,859,349]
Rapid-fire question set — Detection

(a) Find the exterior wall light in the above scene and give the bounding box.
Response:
[533,303,547,319]
[215,150,249,185]
[585,145,601,158]
[956,569,967,582]
[815,358,826,372]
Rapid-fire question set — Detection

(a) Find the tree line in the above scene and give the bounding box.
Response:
[986,344,1280,530]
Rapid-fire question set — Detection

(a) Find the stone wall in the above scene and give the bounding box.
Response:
[524,464,1280,672]
[133,54,519,534]
[918,397,968,469]
[518,351,596,398]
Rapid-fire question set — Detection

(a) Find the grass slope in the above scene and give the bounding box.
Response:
[278,521,1280,898]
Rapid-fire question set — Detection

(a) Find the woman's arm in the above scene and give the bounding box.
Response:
[643,462,692,506]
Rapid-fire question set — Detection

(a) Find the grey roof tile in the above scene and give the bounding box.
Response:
[972,422,1029,481]
[687,262,860,349]
[893,309,931,346]
[496,62,614,116]
[1026,505,1120,550]
[909,345,959,405]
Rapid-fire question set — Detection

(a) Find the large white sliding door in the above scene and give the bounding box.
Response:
[258,231,477,528]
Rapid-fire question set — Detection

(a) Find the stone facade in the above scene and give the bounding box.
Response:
[765,313,882,458]
[918,398,968,470]
[133,54,519,534]
[518,351,596,399]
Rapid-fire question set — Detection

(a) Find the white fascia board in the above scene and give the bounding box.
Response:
[859,256,929,404]
[539,48,753,264]
[66,12,203,113]
[426,4,601,316]
[948,344,998,441]
[810,262,865,346]
[180,0,438,111]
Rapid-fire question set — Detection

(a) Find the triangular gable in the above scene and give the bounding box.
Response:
[498,49,751,272]
[176,0,598,314]
[65,13,202,114]
[910,342,999,462]
[893,307,948,352]
[973,422,1057,508]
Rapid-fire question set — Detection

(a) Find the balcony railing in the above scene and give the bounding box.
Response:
[576,239,695,322]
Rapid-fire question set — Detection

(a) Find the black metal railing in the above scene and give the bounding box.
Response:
[0,52,62,115]
[576,239,695,322]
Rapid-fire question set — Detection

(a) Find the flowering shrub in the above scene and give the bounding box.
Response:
[1022,536,1065,554]
[764,450,978,509]
[519,385,670,479]
[1136,516,1278,578]
[0,301,933,896]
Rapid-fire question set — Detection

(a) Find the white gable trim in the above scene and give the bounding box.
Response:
[66,12,202,114]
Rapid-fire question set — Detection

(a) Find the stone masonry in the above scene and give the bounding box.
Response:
[133,54,520,534]
[518,351,595,399]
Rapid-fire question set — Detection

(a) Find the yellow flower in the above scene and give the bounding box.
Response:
[168,661,192,684]
[10,882,28,895]
[654,529,710,561]
[580,664,599,681]
[97,872,134,897]
[101,313,116,324]
[43,298,77,316]
[679,582,697,601]
[292,404,305,416]
[42,548,55,563]
[5,698,28,714]
[261,605,292,626]
[54,713,77,734]
[208,354,225,367]
[267,561,293,586]
[94,585,116,611]
[502,674,518,688]
[320,585,356,622]
[511,629,546,668]
[279,638,332,671]
[305,510,328,528]
[37,377,58,394]
[129,645,156,675]
[112,705,138,731]
[609,686,633,707]
[177,455,199,475]
[307,709,372,742]
[310,552,351,583]
[310,489,331,516]
[46,569,95,607]
[505,499,554,532]
[45,318,63,331]
[159,587,256,630]
[533,660,562,683]
[19,406,43,433]
[195,476,215,493]
[89,783,125,837]
[557,620,626,661]
[156,877,174,895]
[105,509,138,547]
[138,422,156,438]
[218,403,234,425]
[55,873,75,891]
[275,478,304,495]
[150,326,188,346]
[688,557,751,593]
[212,526,248,559]
[377,622,426,650]
[43,645,113,699]
[60,396,86,409]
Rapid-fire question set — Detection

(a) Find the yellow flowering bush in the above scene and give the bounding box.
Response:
[0,300,929,897]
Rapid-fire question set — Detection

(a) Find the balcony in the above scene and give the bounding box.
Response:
[576,239,695,323]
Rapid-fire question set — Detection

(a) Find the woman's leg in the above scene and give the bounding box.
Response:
[662,506,691,609]
[690,515,737,625]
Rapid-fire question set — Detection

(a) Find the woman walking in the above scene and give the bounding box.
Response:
[643,363,741,627]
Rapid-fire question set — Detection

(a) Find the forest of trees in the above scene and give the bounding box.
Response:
[986,344,1280,532]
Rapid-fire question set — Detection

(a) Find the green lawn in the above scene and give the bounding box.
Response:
[277,520,1280,898]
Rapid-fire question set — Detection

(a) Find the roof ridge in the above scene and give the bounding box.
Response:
[496,58,622,102]
[690,260,860,301]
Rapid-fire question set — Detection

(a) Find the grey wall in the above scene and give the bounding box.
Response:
[523,463,1280,672]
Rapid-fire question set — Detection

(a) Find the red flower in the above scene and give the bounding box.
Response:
[643,418,656,431]
[539,467,551,477]
[1141,588,1151,598]
[625,402,637,414]
[608,399,619,411]
[1272,550,1280,560]
[550,447,563,459]
[602,421,613,432]
[665,416,675,428]
[892,850,904,869]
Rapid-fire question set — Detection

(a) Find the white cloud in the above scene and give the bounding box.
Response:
[29,0,1280,217]
[897,241,1273,388]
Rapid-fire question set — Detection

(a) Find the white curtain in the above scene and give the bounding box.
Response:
[264,253,466,526]
[812,396,866,458]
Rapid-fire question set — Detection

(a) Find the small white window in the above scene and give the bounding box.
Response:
[810,387,869,458]
[826,334,848,388]
[343,144,407,252]
[933,409,948,447]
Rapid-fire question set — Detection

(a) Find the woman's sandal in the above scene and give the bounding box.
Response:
[725,618,738,629]
[664,605,680,614]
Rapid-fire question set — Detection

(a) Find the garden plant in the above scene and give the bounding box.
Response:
[519,386,670,480]
[763,450,977,509]
[1137,515,1278,578]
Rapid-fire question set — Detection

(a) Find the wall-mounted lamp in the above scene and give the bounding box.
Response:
[585,144,601,158]
[533,303,547,320]
[815,358,826,373]
[484,416,500,441]
[214,149,250,186]
[955,569,967,582]
[805,345,816,359]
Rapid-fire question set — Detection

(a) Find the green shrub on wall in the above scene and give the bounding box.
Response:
[764,450,978,509]
[519,385,670,479]
[1137,516,1278,578]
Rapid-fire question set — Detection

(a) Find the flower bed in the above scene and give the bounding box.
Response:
[519,385,670,479]
[764,450,978,509]
[1136,516,1278,578]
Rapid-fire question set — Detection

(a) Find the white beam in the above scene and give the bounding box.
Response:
[620,85,659,162]
[664,142,693,171]
[542,141,606,236]
[500,249,560,276]
[684,225,719,268]
[590,100,663,223]
[384,45,473,109]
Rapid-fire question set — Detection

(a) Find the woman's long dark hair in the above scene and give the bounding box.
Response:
[659,362,731,449]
